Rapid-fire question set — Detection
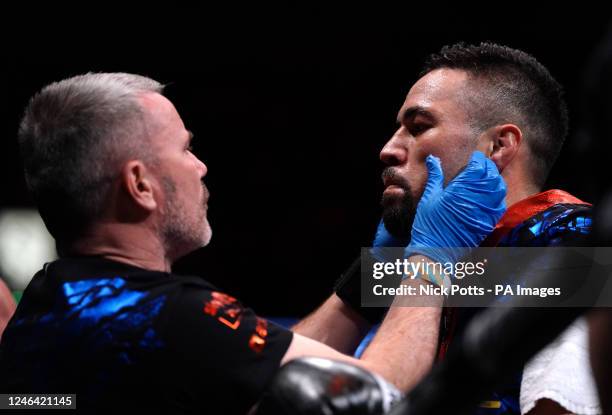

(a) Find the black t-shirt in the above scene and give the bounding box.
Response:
[0,256,293,414]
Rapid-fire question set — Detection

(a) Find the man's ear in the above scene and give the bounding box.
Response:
[121,160,158,212]
[485,124,522,172]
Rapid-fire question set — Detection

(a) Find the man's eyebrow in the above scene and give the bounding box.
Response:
[397,106,436,125]
[187,130,194,142]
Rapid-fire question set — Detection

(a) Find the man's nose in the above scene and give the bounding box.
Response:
[195,156,208,178]
[380,131,407,166]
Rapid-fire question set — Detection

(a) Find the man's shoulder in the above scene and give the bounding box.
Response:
[501,203,592,247]
[164,274,241,317]
[165,271,218,292]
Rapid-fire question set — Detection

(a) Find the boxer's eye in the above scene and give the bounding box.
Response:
[409,122,430,136]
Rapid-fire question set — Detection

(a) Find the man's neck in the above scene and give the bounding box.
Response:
[66,223,172,273]
[504,177,541,210]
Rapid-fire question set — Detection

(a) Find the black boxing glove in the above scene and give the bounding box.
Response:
[255,357,401,415]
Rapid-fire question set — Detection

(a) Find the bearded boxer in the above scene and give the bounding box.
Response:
[296,43,592,415]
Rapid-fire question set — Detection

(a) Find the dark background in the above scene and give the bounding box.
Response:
[2,7,610,316]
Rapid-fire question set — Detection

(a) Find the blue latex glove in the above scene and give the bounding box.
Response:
[405,151,506,264]
[370,219,410,262]
[373,220,409,247]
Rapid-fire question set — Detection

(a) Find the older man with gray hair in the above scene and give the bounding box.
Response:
[0,72,505,414]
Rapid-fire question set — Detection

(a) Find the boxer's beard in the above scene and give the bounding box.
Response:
[380,168,417,239]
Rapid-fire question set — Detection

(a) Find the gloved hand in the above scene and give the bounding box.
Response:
[405,151,506,264]
[255,357,402,415]
[373,220,409,247]
[371,220,410,264]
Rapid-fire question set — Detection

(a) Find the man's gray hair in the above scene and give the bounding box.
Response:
[18,72,164,242]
